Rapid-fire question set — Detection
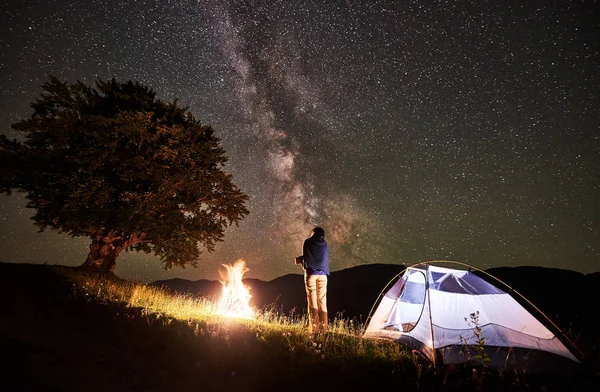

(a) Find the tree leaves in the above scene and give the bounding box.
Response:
[1,76,249,270]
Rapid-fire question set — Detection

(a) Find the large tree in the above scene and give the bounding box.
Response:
[0,76,249,273]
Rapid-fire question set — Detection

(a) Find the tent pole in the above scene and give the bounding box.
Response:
[425,263,437,369]
[363,270,405,328]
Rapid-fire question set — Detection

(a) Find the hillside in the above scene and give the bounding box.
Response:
[0,262,412,391]
[2,261,599,391]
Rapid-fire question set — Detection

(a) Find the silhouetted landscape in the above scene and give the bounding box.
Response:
[2,261,599,391]
[153,263,600,336]
[152,263,407,324]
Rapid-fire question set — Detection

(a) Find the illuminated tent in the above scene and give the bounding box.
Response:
[363,261,581,372]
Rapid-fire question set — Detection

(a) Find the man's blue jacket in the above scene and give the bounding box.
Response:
[302,233,329,275]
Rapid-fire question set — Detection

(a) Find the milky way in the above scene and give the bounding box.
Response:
[0,0,598,282]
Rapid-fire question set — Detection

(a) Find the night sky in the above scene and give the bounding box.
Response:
[1,0,598,283]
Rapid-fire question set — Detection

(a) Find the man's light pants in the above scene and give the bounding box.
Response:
[305,274,328,333]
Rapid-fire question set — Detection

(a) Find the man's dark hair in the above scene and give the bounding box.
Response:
[312,227,325,237]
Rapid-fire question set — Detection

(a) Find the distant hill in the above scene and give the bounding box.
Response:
[152,263,406,322]
[151,264,600,332]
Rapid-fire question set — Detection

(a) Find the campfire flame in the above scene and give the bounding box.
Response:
[217,259,254,318]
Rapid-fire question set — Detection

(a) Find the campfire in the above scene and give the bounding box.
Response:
[217,259,254,318]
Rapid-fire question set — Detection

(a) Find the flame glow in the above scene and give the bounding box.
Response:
[217,259,254,318]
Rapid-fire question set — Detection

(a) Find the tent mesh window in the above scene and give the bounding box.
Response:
[384,270,426,332]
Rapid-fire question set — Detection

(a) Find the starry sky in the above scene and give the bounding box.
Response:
[0,0,598,283]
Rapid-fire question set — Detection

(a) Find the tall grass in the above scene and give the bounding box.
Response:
[61,266,412,364]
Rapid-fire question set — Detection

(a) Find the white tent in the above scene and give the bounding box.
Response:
[363,261,581,371]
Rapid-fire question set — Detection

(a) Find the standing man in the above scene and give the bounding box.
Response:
[296,227,330,333]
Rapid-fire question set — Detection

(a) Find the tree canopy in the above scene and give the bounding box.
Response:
[0,76,249,273]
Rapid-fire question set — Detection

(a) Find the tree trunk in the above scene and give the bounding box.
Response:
[80,235,120,274]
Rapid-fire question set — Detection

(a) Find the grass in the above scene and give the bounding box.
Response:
[66,266,413,366]
[2,262,599,391]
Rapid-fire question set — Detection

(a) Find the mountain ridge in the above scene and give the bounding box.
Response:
[150,263,600,328]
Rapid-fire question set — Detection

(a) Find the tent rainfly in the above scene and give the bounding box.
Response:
[363,261,582,372]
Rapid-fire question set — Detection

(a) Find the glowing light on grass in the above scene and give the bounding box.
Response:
[217,259,254,319]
